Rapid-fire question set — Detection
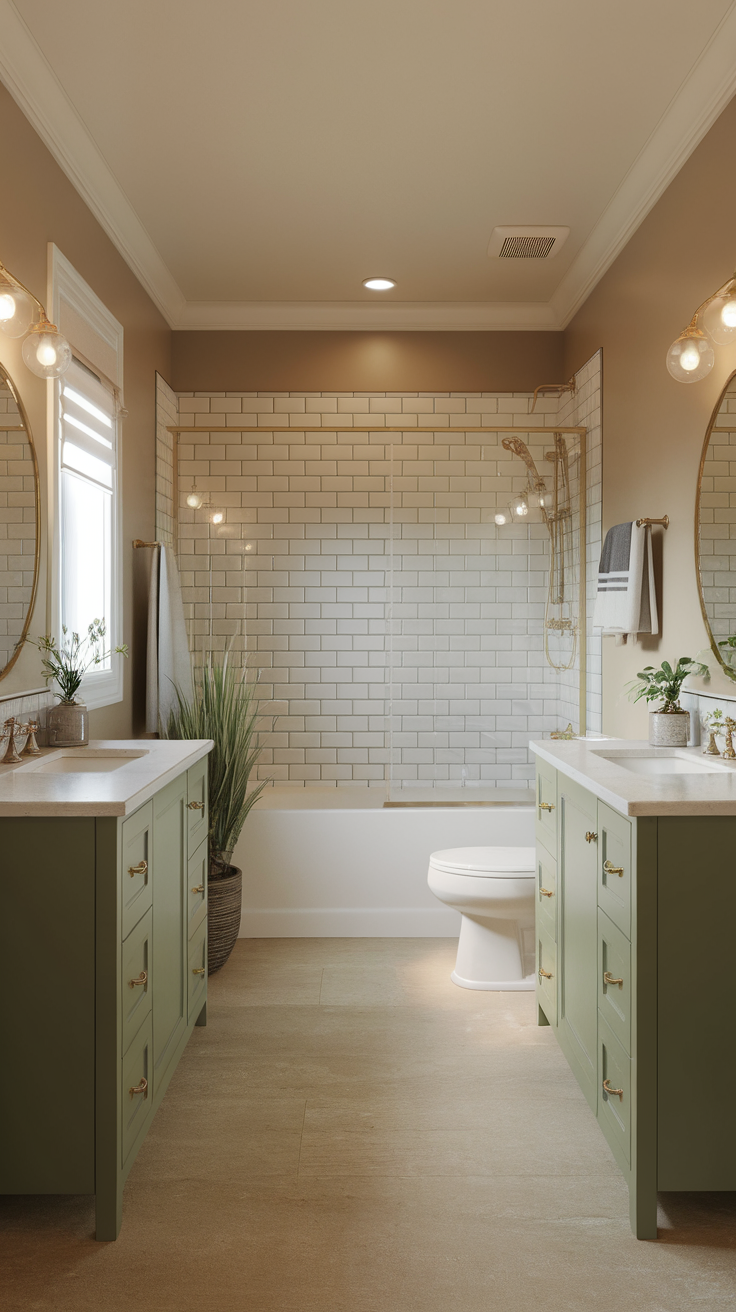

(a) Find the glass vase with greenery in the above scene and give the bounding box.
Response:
[29,621,128,702]
[626,656,708,713]
[163,654,269,878]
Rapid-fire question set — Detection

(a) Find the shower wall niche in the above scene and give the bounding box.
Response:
[158,353,602,791]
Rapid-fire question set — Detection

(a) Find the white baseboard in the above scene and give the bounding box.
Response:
[239,907,461,937]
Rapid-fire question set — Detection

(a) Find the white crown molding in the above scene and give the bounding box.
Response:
[3,0,736,332]
[551,3,736,327]
[175,300,560,331]
[0,0,186,326]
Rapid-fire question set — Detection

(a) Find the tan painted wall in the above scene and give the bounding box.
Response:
[564,96,736,736]
[170,329,563,394]
[0,85,172,736]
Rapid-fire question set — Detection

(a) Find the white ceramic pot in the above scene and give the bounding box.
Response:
[47,701,89,747]
[649,709,689,747]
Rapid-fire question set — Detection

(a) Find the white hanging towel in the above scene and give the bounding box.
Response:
[146,544,194,732]
[592,521,659,644]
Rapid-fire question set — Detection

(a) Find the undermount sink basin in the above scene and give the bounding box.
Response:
[26,750,149,775]
[592,749,729,777]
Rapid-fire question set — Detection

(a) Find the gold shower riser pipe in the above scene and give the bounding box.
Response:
[167,425,587,434]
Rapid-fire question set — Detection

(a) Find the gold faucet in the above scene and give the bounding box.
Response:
[2,718,22,764]
[723,718,736,760]
[20,720,41,756]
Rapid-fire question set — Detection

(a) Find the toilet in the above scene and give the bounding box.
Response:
[427,847,536,990]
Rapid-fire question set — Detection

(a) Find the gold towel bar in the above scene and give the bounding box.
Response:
[132,539,162,548]
[635,516,669,529]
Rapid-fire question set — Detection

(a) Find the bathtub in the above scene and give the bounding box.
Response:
[233,786,535,937]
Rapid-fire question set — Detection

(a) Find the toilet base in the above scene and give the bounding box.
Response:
[451,969,536,992]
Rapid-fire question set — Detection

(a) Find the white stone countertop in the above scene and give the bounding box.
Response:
[530,738,736,816]
[0,739,213,817]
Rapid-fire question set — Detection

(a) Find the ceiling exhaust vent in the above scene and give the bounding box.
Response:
[487,226,570,259]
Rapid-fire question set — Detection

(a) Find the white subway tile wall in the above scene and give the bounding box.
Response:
[173,377,602,785]
[698,382,736,651]
[0,384,37,674]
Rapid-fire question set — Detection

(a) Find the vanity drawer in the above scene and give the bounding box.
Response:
[536,925,557,1026]
[187,840,208,938]
[536,845,557,937]
[121,1013,153,1169]
[187,759,208,851]
[121,908,152,1055]
[598,1014,631,1167]
[597,802,631,938]
[535,758,558,856]
[188,917,207,1023]
[121,802,153,939]
[597,909,631,1054]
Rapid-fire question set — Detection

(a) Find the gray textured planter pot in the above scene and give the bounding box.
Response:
[649,709,689,747]
[47,701,89,747]
[207,864,242,974]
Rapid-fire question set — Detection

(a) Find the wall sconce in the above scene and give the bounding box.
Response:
[667,272,736,383]
[0,261,72,379]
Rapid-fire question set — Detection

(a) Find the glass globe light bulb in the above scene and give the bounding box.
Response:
[186,490,202,509]
[21,323,72,379]
[211,510,224,524]
[0,287,34,338]
[702,286,736,344]
[494,513,506,526]
[666,324,715,383]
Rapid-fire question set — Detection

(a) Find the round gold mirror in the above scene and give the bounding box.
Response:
[0,362,39,678]
[696,368,736,681]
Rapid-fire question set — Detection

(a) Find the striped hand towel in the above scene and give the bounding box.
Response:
[592,521,658,642]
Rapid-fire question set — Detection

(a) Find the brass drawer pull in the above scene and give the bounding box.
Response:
[603,1078,623,1101]
[603,971,624,989]
[129,971,148,989]
[603,859,624,878]
[539,801,555,812]
[192,966,206,976]
[129,1076,148,1099]
[540,887,554,898]
[187,801,205,811]
[538,967,553,980]
[191,884,205,894]
[128,860,148,878]
[585,831,598,843]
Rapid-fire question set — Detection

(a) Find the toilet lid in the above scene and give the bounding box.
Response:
[428,846,536,876]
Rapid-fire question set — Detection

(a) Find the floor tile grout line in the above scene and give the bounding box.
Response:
[296,1098,309,1181]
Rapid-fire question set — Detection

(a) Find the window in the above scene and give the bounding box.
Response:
[50,246,124,709]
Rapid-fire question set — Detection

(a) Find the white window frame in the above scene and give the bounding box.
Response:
[49,245,124,710]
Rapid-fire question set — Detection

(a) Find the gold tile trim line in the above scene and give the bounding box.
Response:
[167,425,588,434]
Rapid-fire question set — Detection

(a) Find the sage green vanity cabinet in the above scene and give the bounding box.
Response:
[534,760,736,1239]
[0,758,209,1241]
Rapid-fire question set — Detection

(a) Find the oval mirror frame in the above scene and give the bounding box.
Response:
[0,361,40,679]
[696,367,736,682]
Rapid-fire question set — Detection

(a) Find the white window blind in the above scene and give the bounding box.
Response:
[60,359,118,676]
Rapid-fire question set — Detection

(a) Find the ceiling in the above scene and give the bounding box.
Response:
[3,0,736,330]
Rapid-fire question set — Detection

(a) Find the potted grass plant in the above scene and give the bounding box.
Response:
[627,656,708,747]
[163,654,269,973]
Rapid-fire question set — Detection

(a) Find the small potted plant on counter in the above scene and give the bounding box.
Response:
[627,656,708,747]
[29,621,128,746]
[163,653,269,973]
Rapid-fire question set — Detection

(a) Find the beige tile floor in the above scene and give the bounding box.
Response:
[2,938,735,1311]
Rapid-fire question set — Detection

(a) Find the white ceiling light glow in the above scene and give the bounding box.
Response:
[362,278,396,291]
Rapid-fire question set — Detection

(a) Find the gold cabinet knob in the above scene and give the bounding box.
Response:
[191,884,205,894]
[603,971,624,989]
[538,967,553,980]
[539,802,555,812]
[129,971,148,989]
[603,859,624,878]
[539,887,554,898]
[603,1078,623,1101]
[128,860,148,878]
[129,1076,148,1099]
[585,831,598,843]
[192,966,206,976]
[187,801,205,811]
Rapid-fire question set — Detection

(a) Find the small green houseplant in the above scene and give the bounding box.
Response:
[627,656,707,747]
[163,653,269,972]
[29,621,128,746]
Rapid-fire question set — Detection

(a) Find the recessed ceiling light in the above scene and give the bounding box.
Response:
[363,277,396,291]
